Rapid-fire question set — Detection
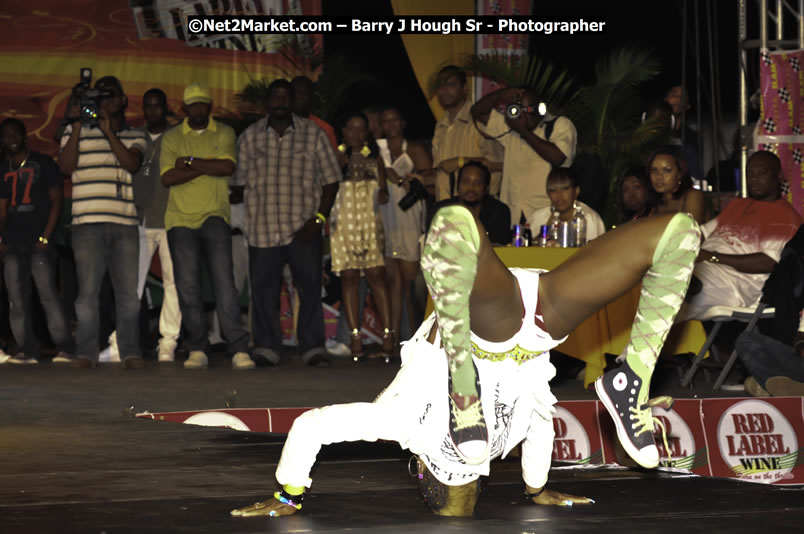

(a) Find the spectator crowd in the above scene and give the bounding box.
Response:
[0,68,801,395]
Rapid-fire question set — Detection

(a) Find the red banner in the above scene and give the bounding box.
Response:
[138,396,804,486]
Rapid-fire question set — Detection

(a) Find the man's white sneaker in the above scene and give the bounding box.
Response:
[9,354,38,365]
[325,338,351,357]
[157,338,177,362]
[232,352,256,370]
[52,352,73,363]
[99,338,121,363]
[0,349,10,364]
[184,351,208,369]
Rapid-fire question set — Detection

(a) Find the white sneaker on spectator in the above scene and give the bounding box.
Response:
[99,333,121,363]
[9,353,38,365]
[326,338,351,357]
[184,351,208,369]
[157,338,176,363]
[232,352,256,370]
[0,348,9,364]
[52,352,73,363]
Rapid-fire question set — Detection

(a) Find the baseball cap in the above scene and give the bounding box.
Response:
[183,83,212,105]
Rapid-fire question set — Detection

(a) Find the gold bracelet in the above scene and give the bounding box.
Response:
[39,236,49,245]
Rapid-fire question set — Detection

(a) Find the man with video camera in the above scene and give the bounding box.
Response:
[471,87,577,228]
[58,73,147,368]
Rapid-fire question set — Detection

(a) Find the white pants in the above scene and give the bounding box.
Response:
[138,226,181,343]
[275,314,556,490]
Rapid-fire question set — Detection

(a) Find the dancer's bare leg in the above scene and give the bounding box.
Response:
[421,205,522,464]
[540,213,701,468]
[423,206,700,468]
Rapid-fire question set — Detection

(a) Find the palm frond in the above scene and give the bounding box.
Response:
[458,53,577,110]
[595,46,661,88]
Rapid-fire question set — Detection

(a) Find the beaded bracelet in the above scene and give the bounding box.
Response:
[524,486,545,500]
[274,490,303,510]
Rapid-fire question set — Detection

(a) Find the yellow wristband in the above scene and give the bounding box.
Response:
[314,212,326,224]
[458,156,465,168]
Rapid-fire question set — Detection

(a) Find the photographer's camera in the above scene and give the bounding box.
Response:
[71,68,113,128]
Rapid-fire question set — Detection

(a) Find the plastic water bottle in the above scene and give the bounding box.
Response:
[572,203,587,246]
[548,210,561,242]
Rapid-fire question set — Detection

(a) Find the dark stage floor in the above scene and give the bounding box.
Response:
[2,354,803,533]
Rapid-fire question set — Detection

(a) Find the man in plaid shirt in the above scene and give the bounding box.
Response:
[233,79,340,367]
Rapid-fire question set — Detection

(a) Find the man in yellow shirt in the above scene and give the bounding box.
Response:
[160,83,255,371]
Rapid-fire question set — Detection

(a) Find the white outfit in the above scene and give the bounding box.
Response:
[678,197,802,321]
[137,226,181,344]
[529,201,606,242]
[485,111,577,227]
[376,139,426,262]
[275,269,564,490]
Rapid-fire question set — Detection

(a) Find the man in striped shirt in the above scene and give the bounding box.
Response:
[59,76,147,368]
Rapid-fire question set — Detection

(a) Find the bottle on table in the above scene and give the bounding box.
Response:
[538,225,549,247]
[548,209,561,242]
[572,202,587,247]
[522,223,532,247]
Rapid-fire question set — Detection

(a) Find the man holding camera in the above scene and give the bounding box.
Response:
[471,87,577,227]
[59,75,147,368]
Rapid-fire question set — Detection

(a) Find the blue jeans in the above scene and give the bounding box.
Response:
[72,223,141,361]
[3,248,74,356]
[167,216,249,354]
[736,331,804,385]
[249,233,325,359]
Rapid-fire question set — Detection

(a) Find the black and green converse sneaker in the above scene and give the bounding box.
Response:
[595,360,659,469]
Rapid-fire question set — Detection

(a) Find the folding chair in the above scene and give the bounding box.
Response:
[681,224,804,390]
[679,304,775,390]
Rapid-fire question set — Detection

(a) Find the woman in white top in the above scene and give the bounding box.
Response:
[376,107,433,348]
[529,167,605,242]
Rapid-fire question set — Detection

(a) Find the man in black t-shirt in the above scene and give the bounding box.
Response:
[0,118,74,363]
[428,162,512,246]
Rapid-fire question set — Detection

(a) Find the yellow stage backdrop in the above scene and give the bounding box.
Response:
[0,0,322,158]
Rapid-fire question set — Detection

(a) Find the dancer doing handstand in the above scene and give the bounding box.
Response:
[232,168,701,517]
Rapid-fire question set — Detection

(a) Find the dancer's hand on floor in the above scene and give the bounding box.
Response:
[230,497,298,518]
[530,488,594,507]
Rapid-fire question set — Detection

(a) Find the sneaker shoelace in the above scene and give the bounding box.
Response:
[629,396,674,463]
[451,399,485,432]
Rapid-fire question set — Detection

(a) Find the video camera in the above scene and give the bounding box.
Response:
[72,68,113,128]
[505,100,547,120]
